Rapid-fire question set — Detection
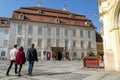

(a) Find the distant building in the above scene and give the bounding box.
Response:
[9,7,96,60]
[96,32,103,57]
[0,17,9,60]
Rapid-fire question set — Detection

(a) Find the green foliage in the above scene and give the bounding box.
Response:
[87,51,95,57]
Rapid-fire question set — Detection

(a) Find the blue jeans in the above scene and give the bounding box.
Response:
[28,61,34,74]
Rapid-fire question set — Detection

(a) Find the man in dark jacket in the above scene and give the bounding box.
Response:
[26,44,38,76]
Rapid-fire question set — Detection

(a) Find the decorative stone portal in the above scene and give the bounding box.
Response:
[98,0,120,71]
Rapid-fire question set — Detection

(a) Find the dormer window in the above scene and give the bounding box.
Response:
[69,14,74,18]
[55,17,60,23]
[38,10,42,14]
[85,21,90,26]
[19,13,24,20]
[0,19,2,24]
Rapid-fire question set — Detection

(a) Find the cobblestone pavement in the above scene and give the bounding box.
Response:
[0,60,120,80]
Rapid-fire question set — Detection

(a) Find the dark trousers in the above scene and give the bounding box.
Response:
[6,60,17,74]
[16,64,22,74]
[28,60,34,74]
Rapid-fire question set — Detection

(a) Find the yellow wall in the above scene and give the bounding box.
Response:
[96,43,103,55]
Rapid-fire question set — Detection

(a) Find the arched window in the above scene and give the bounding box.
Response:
[118,11,120,26]
[38,10,42,14]
[19,13,24,20]
[55,17,60,23]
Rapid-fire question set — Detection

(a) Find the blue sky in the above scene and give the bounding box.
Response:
[0,0,101,32]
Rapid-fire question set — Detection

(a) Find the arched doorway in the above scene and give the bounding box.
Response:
[51,47,65,60]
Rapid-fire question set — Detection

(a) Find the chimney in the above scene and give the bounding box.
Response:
[63,5,67,11]
[38,2,42,7]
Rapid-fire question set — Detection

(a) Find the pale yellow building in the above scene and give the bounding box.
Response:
[98,0,120,71]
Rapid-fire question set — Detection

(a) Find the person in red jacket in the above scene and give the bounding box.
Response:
[15,47,26,76]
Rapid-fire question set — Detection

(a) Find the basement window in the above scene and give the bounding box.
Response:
[19,13,24,20]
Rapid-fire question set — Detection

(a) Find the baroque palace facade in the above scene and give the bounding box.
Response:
[9,7,96,60]
[98,0,120,71]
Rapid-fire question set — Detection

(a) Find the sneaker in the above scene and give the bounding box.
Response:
[6,73,9,76]
[29,74,32,76]
[28,73,32,76]
[18,74,21,76]
[15,72,17,74]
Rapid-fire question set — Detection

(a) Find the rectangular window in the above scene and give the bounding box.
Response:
[56,39,60,47]
[81,52,84,58]
[28,38,32,46]
[80,41,84,48]
[4,40,8,46]
[65,29,68,36]
[73,52,77,57]
[88,41,91,48]
[47,28,51,36]
[38,52,41,57]
[80,30,83,38]
[17,37,22,46]
[38,27,42,36]
[18,25,23,35]
[88,31,91,39]
[4,29,9,34]
[73,30,76,37]
[56,28,60,36]
[28,26,33,35]
[47,39,51,47]
[73,40,76,48]
[1,51,5,57]
[65,40,68,48]
[38,39,42,47]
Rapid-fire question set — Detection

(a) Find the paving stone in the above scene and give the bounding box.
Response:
[0,60,120,80]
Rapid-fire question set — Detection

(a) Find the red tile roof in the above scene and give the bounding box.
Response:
[0,17,9,28]
[11,7,95,28]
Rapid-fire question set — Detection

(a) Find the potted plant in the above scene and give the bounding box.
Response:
[83,51,99,68]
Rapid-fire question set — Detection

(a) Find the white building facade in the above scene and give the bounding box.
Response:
[9,7,96,60]
[0,17,9,60]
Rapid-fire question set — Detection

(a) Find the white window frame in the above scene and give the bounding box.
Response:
[38,39,42,48]
[38,27,42,36]
[4,29,9,35]
[27,38,32,46]
[18,25,23,35]
[17,37,22,46]
[3,40,8,46]
[80,30,84,38]
[28,25,33,35]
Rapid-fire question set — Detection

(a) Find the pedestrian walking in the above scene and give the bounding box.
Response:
[6,45,18,76]
[15,47,26,76]
[26,44,38,76]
